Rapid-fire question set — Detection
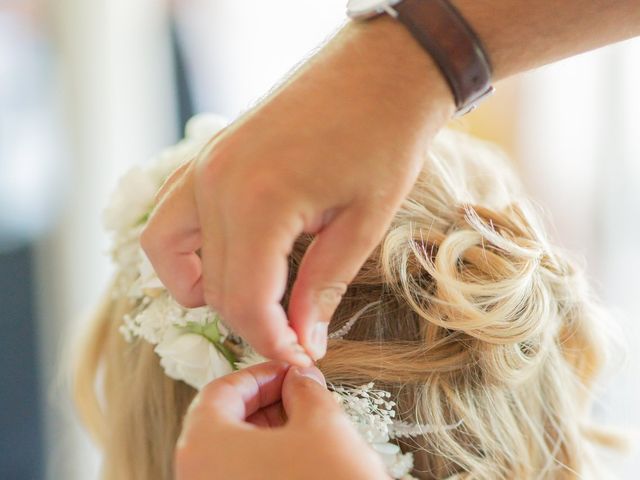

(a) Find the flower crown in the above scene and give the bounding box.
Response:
[105,114,460,480]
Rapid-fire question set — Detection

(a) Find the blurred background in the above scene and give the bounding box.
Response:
[0,0,638,478]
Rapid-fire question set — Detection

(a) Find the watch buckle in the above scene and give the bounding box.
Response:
[454,85,495,117]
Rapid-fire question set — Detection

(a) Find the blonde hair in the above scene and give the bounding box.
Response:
[74,130,615,479]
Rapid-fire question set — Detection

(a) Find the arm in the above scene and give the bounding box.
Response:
[338,0,640,117]
[142,1,640,365]
[453,0,640,79]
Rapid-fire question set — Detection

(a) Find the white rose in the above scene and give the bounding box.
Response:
[155,326,233,390]
[185,113,228,141]
[103,166,158,233]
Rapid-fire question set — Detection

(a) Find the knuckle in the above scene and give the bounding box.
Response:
[235,175,284,213]
[195,146,229,185]
[246,174,277,198]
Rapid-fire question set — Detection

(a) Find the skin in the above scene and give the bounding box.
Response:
[145,1,640,477]
[143,2,640,366]
[175,362,389,480]
[143,15,453,365]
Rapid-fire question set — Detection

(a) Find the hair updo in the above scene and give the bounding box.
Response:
[75,129,613,479]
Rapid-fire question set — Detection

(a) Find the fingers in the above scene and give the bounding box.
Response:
[195,194,226,310]
[141,132,225,309]
[218,190,313,367]
[246,401,286,428]
[186,361,289,430]
[281,366,345,427]
[192,159,227,313]
[176,361,288,480]
[190,134,235,311]
[140,166,205,308]
[287,203,391,360]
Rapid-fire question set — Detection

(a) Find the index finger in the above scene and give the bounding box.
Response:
[140,165,205,308]
[219,195,313,366]
[193,160,313,366]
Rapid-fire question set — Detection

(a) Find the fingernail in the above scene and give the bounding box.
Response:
[308,322,329,361]
[292,366,326,387]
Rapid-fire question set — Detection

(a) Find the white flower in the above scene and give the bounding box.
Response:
[155,326,233,390]
[332,383,413,479]
[104,113,228,238]
[103,166,158,234]
[124,294,180,344]
[128,248,165,297]
[185,113,228,141]
[182,305,219,328]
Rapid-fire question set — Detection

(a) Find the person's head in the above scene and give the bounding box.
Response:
[75,127,613,479]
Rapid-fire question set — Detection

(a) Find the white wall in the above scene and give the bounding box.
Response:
[174,0,346,117]
[518,39,640,475]
[38,0,177,478]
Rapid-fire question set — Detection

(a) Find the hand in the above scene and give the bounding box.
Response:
[175,362,389,480]
[141,16,453,365]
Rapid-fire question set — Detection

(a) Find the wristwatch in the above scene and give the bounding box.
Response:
[346,0,494,116]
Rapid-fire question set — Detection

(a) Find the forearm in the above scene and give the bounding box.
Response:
[305,0,640,122]
[252,16,455,158]
[250,1,640,154]
[452,0,640,79]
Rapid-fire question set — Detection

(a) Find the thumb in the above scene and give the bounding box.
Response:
[288,204,393,360]
[281,366,344,426]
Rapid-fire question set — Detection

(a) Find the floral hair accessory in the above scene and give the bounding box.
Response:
[105,114,461,480]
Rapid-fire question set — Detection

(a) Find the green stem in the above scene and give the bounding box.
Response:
[184,316,238,369]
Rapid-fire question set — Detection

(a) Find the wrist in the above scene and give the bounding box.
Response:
[261,13,456,152]
[340,14,456,128]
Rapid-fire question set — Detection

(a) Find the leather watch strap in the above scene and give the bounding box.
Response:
[393,0,493,115]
